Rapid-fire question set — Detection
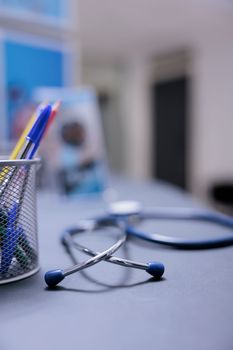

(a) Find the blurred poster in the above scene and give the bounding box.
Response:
[0,0,69,19]
[2,35,66,139]
[34,87,107,196]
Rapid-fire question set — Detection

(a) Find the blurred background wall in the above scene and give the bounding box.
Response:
[0,0,232,205]
[79,0,233,203]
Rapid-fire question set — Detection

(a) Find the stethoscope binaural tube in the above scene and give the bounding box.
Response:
[44,219,164,288]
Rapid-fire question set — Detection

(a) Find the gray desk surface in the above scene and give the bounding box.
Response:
[1,177,233,350]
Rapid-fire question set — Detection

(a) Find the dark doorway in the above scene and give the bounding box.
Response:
[152,77,189,189]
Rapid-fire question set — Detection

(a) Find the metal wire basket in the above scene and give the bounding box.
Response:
[0,158,40,284]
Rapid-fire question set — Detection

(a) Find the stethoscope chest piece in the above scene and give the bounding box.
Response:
[108,201,142,217]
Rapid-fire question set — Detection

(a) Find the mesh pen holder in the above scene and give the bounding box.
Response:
[0,158,40,284]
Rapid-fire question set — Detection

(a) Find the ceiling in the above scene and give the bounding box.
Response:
[78,0,233,62]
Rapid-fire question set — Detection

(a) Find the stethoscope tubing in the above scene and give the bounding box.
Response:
[45,219,164,287]
[127,226,233,249]
[142,207,233,228]
[128,208,233,249]
[44,207,233,287]
[96,207,233,249]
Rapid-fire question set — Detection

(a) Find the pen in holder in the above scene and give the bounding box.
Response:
[0,158,40,284]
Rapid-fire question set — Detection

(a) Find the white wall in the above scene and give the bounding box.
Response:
[118,59,152,178]
[82,62,126,171]
[82,39,233,200]
[79,0,233,201]
[82,60,153,178]
[191,39,233,198]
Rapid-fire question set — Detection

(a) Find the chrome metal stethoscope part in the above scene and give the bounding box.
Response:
[45,218,164,287]
[45,201,233,287]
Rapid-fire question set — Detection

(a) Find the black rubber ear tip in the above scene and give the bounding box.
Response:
[45,269,64,287]
[146,262,165,279]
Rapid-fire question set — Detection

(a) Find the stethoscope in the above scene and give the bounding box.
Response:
[44,201,233,287]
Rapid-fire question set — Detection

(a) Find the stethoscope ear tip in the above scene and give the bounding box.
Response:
[45,269,64,287]
[146,262,165,279]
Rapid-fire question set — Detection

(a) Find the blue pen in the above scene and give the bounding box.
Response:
[0,202,23,274]
[0,209,29,267]
[28,102,60,159]
[28,121,49,159]
[20,105,52,159]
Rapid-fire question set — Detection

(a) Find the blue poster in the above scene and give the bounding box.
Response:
[0,0,67,19]
[3,38,65,138]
